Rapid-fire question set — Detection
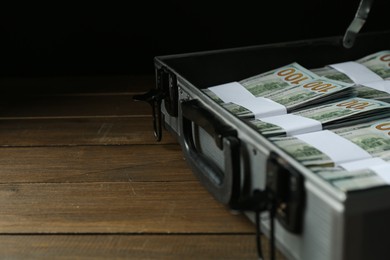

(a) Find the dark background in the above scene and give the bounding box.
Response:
[0,0,389,77]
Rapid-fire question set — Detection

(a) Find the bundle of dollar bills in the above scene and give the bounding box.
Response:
[312,50,390,102]
[203,62,318,104]
[269,119,390,168]
[221,77,354,118]
[311,166,388,192]
[313,50,390,81]
[310,149,390,192]
[200,51,390,193]
[249,97,390,137]
[203,50,390,110]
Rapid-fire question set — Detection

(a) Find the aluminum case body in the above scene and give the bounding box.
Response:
[154,31,390,260]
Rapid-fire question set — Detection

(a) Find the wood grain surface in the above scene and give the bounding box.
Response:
[0,75,285,259]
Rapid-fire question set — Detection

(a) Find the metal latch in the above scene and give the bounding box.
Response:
[133,87,164,141]
[133,66,178,141]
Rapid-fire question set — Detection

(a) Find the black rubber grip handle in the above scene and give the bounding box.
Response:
[181,99,241,205]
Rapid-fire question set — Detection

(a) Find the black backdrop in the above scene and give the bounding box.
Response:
[0,1,389,77]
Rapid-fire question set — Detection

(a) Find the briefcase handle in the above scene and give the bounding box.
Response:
[181,99,241,205]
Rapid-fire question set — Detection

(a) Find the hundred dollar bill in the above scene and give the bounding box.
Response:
[249,98,390,137]
[353,85,390,102]
[356,50,390,79]
[221,77,354,118]
[202,62,318,104]
[310,156,390,192]
[312,151,390,178]
[309,143,390,192]
[313,166,387,192]
[312,50,390,102]
[269,119,390,168]
[204,51,390,105]
[313,50,390,81]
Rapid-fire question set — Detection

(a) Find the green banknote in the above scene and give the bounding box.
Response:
[312,166,387,192]
[249,98,390,137]
[313,50,390,81]
[270,119,390,167]
[205,51,390,105]
[203,62,318,104]
[239,63,318,97]
[313,50,390,102]
[221,77,354,118]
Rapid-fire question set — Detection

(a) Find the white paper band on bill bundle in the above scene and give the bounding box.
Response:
[340,158,390,185]
[363,80,390,94]
[261,114,322,136]
[208,82,254,103]
[295,130,372,165]
[234,97,287,119]
[370,164,390,184]
[330,61,383,84]
[340,157,387,171]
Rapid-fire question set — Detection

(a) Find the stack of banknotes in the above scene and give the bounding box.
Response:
[202,50,390,192]
[249,97,390,137]
[270,120,390,191]
[313,51,390,102]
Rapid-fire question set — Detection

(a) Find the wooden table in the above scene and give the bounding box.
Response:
[0,74,286,259]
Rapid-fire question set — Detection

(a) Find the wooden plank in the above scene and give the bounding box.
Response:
[0,145,192,183]
[0,95,151,117]
[0,73,282,259]
[0,182,255,233]
[0,234,270,260]
[0,117,177,146]
[0,74,155,94]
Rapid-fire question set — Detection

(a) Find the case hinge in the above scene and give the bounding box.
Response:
[157,67,178,117]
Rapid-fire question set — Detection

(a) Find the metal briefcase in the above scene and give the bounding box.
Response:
[135,2,390,259]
